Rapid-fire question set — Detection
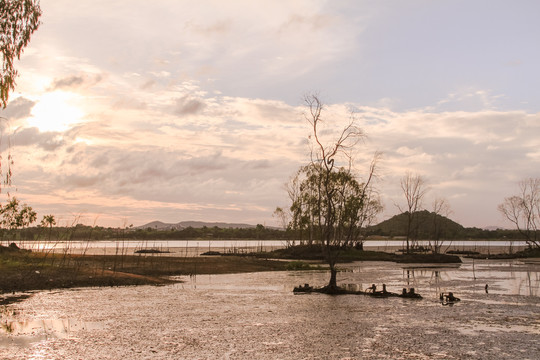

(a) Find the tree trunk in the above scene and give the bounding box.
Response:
[327,265,338,292]
[406,234,410,254]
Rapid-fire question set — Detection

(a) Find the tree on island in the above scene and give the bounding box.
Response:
[498,177,540,249]
[279,94,381,292]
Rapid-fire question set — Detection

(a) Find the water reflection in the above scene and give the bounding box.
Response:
[391,259,539,297]
[1,260,539,359]
[177,259,539,300]
[0,318,103,347]
[332,259,540,301]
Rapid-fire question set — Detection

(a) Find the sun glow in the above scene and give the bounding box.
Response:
[27,91,84,132]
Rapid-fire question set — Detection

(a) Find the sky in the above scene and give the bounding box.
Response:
[1,0,539,229]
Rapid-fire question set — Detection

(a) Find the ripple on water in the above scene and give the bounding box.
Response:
[0,260,538,359]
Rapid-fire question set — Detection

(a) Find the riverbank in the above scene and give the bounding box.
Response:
[0,248,289,299]
[2,243,538,300]
[2,260,538,359]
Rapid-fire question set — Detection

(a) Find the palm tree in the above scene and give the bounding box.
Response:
[41,214,56,241]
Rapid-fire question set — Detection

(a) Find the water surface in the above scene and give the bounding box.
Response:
[1,259,539,359]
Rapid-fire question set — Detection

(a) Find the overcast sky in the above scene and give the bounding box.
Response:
[1,0,539,228]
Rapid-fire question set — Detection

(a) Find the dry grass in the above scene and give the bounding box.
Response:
[0,250,289,294]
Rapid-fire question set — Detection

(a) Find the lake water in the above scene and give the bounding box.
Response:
[7,239,531,257]
[1,258,539,359]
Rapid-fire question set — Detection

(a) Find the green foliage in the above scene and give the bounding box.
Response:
[0,0,42,108]
[0,223,291,241]
[40,214,55,227]
[0,197,36,230]
[0,218,530,243]
[288,163,374,248]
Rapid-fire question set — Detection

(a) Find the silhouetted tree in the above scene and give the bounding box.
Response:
[498,178,540,248]
[40,214,56,241]
[281,94,380,292]
[0,197,37,241]
[431,197,452,253]
[398,171,428,253]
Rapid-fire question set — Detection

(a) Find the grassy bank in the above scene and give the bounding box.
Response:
[255,244,463,263]
[0,246,289,295]
[4,243,537,301]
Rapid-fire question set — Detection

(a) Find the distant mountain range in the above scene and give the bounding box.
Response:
[135,214,504,235]
[135,220,256,230]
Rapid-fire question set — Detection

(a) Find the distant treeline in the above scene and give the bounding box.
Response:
[0,223,289,242]
[0,220,530,242]
[365,226,528,240]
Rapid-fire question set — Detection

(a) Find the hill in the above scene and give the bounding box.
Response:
[368,210,466,239]
[135,220,256,230]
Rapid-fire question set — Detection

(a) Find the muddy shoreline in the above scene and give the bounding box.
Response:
[1,260,538,359]
[0,251,289,302]
[1,244,537,304]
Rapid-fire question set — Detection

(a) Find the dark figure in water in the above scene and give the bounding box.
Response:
[382,284,387,293]
[370,284,377,293]
[440,292,461,305]
[485,284,489,293]
[400,287,422,299]
[447,292,459,302]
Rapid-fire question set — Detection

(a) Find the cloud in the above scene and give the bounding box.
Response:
[7,74,539,229]
[7,0,539,228]
[12,127,65,151]
[173,96,206,116]
[8,92,540,225]
[358,106,540,226]
[60,174,100,188]
[0,97,35,120]
[48,73,103,91]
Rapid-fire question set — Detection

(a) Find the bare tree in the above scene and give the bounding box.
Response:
[341,152,384,248]
[273,207,293,247]
[284,169,309,245]
[306,94,363,291]
[431,197,452,253]
[498,178,540,249]
[398,171,428,253]
[279,94,380,292]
